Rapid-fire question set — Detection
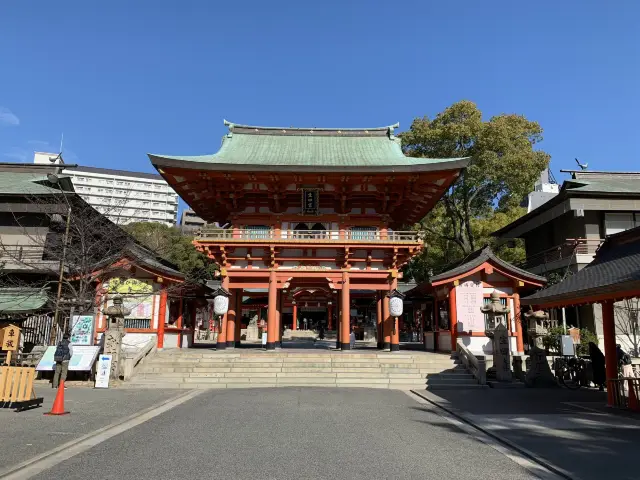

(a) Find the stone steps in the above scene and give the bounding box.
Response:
[127,351,480,390]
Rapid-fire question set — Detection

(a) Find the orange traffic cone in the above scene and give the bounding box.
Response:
[44,380,70,416]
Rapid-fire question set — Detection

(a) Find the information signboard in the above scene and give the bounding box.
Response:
[455,281,485,332]
[36,345,100,371]
[70,315,95,346]
[95,354,112,388]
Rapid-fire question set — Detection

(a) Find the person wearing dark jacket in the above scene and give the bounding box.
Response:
[589,342,606,391]
[53,333,73,389]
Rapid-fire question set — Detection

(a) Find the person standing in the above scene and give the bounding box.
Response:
[349,325,356,349]
[53,333,73,389]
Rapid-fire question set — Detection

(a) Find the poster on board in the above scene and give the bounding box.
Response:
[95,354,112,388]
[455,281,485,332]
[70,315,95,345]
[36,345,100,371]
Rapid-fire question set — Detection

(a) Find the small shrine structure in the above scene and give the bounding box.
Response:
[408,246,546,354]
[93,243,211,349]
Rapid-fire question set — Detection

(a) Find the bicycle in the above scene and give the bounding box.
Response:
[555,356,587,390]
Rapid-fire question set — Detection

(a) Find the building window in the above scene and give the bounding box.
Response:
[605,212,637,236]
[106,180,113,185]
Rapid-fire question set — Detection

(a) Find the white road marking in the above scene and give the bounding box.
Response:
[406,390,570,480]
[0,389,203,480]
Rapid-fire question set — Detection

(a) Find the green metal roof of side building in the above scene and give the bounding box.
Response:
[149,121,470,173]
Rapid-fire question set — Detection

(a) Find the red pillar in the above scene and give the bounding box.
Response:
[177,297,184,348]
[513,292,524,354]
[216,277,229,350]
[377,292,383,349]
[276,289,282,348]
[340,271,351,350]
[157,288,167,349]
[603,300,618,407]
[226,290,237,348]
[449,285,458,352]
[390,278,400,352]
[383,293,391,350]
[267,270,277,350]
[292,303,298,330]
[235,291,242,347]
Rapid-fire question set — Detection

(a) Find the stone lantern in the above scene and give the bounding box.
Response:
[524,308,555,349]
[103,295,131,380]
[480,290,511,382]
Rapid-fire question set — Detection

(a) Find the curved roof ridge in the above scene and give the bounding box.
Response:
[223,119,400,132]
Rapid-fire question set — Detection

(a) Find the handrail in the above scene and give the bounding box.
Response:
[456,338,486,385]
[518,238,603,270]
[196,228,422,243]
[121,337,156,381]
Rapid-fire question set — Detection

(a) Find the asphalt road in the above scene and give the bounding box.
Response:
[26,388,538,480]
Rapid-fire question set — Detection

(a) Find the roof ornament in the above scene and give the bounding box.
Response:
[223,119,234,138]
[388,122,400,140]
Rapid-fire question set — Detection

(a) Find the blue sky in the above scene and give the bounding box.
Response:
[1,0,638,189]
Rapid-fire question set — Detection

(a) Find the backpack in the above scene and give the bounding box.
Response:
[54,341,71,362]
[622,352,632,366]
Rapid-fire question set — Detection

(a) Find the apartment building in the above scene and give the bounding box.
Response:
[34,152,178,226]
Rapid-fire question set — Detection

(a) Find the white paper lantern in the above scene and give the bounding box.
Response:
[213,294,229,315]
[389,296,403,317]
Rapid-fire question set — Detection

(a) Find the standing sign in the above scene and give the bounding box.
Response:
[95,354,112,388]
[455,281,485,332]
[36,345,100,371]
[0,324,20,351]
[302,189,319,215]
[70,315,95,345]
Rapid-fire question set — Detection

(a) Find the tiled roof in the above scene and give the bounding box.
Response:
[0,288,49,313]
[0,172,72,195]
[429,246,547,284]
[149,121,469,172]
[65,165,163,180]
[521,226,640,306]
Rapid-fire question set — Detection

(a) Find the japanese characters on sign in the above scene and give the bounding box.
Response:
[302,189,319,215]
[0,324,20,351]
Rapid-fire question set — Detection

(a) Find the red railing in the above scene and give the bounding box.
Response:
[608,377,640,411]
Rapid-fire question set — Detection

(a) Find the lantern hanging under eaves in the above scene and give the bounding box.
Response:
[387,289,405,318]
[212,287,231,316]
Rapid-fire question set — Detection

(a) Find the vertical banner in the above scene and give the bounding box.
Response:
[95,354,113,389]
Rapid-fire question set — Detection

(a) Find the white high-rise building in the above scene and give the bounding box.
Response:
[34,152,179,226]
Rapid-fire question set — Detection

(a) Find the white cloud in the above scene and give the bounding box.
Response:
[0,106,20,126]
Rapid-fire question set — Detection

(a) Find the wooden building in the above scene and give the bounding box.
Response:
[407,247,546,354]
[149,121,469,350]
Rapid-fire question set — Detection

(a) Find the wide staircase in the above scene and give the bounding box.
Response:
[128,350,486,390]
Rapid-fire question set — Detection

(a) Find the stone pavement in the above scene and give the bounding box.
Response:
[17,388,540,480]
[414,387,640,480]
[0,386,181,473]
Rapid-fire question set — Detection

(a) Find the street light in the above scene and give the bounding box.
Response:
[47,173,73,345]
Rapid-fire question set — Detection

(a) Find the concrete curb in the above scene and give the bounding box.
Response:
[410,390,577,480]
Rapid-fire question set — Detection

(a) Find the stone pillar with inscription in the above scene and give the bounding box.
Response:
[103,295,130,380]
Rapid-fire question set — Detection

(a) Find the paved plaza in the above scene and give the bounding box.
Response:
[2,385,639,479]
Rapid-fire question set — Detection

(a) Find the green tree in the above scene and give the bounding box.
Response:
[402,100,549,254]
[401,101,549,280]
[124,222,217,281]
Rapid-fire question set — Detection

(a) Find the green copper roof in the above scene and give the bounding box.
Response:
[149,121,469,172]
[566,179,640,194]
[0,288,49,313]
[0,171,73,195]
